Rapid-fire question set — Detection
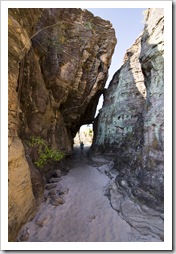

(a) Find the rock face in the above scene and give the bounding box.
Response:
[8,9,43,242]
[18,8,116,152]
[93,35,146,152]
[139,8,164,208]
[92,8,164,212]
[8,8,116,241]
[8,138,37,242]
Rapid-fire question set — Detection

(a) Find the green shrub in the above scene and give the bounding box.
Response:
[26,136,65,168]
[85,21,93,30]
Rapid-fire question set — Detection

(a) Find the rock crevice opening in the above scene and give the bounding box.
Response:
[8,8,164,242]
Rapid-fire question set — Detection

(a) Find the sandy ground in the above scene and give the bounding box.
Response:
[17,147,161,242]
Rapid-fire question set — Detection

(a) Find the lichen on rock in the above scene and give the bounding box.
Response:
[92,8,164,212]
[139,8,164,206]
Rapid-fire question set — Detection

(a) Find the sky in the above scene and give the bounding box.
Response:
[87,8,146,85]
[86,8,146,115]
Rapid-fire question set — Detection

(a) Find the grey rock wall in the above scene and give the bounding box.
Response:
[92,8,164,212]
[139,8,164,207]
[93,35,146,153]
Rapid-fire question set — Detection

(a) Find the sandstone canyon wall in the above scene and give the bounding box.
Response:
[8,7,164,242]
[8,8,116,241]
[92,8,164,212]
[139,8,164,208]
[8,9,42,242]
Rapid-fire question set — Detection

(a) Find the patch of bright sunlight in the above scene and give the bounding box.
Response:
[74,124,93,147]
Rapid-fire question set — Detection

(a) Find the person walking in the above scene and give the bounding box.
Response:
[80,141,84,152]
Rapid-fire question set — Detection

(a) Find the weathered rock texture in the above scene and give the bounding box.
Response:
[92,8,164,212]
[18,8,116,152]
[139,8,164,208]
[93,35,146,152]
[8,9,43,242]
[8,8,116,241]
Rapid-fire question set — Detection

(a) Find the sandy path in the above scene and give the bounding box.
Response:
[18,147,139,242]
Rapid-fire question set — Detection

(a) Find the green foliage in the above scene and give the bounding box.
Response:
[26,136,65,168]
[89,129,93,136]
[26,136,46,147]
[85,21,93,30]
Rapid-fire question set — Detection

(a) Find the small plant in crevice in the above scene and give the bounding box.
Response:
[85,21,93,30]
[26,136,65,168]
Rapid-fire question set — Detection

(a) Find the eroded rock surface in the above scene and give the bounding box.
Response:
[8,9,42,242]
[139,8,164,208]
[18,8,116,153]
[92,8,164,217]
[8,8,116,241]
[92,35,146,153]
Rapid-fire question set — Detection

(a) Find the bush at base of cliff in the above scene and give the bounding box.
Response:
[26,136,65,168]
